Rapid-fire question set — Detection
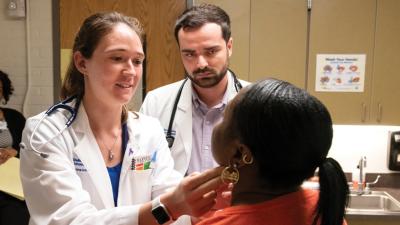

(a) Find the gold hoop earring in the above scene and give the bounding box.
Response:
[221,163,239,184]
[242,154,253,165]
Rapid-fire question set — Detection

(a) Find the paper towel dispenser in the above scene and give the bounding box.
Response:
[388,131,400,171]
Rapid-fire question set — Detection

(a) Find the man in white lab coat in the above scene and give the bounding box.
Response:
[140,4,249,176]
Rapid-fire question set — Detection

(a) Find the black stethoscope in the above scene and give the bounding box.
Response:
[21,95,82,158]
[165,69,242,148]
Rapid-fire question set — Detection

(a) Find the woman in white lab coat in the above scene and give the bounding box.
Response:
[20,12,223,225]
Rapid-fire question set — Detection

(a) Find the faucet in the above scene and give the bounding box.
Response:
[364,175,381,194]
[352,156,381,195]
[357,156,367,195]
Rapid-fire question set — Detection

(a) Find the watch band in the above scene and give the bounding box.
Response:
[151,196,171,224]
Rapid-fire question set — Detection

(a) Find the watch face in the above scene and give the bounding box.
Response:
[152,205,170,224]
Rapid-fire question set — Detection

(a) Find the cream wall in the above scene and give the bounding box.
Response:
[330,125,400,173]
[0,0,53,117]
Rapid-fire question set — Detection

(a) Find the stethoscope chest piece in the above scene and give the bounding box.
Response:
[166,136,175,148]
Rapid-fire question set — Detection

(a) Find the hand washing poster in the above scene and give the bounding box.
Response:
[315,54,366,92]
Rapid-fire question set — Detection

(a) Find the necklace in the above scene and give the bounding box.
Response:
[98,133,119,161]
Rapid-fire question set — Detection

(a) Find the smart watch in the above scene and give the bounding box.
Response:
[151,196,171,224]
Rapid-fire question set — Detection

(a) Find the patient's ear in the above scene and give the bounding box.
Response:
[73,51,87,75]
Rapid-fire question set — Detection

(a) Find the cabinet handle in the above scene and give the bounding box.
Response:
[361,103,367,122]
[377,103,382,123]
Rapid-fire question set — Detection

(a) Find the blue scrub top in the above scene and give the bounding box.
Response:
[107,123,128,206]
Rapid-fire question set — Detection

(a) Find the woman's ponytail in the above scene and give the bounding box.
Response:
[313,157,349,225]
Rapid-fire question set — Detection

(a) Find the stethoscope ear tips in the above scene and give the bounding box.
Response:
[19,143,26,149]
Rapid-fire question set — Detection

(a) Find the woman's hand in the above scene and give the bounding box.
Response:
[161,167,225,219]
[214,182,233,209]
[0,147,17,165]
[190,182,233,224]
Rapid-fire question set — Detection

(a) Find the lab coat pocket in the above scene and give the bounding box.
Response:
[122,169,153,204]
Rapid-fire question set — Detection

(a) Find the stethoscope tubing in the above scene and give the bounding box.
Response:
[165,69,242,148]
[26,95,81,158]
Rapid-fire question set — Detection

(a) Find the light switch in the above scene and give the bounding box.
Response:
[7,0,25,18]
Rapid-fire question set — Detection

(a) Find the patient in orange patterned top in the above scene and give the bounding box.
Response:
[198,78,349,225]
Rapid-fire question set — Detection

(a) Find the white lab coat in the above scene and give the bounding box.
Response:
[140,72,249,175]
[20,101,183,225]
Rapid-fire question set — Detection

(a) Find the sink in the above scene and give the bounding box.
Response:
[346,191,400,216]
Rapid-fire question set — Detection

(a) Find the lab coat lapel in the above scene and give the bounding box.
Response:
[120,113,141,181]
[227,71,239,101]
[175,81,193,167]
[71,104,114,208]
[175,74,236,159]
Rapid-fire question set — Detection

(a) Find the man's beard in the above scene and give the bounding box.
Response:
[186,63,229,88]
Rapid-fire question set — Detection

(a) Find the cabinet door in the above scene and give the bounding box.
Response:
[60,0,185,94]
[195,0,251,81]
[307,0,376,124]
[370,0,400,125]
[250,0,307,88]
[196,0,307,86]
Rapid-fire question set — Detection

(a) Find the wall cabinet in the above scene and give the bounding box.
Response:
[198,0,400,125]
[307,0,376,124]
[369,0,400,124]
[197,0,308,88]
[308,0,400,125]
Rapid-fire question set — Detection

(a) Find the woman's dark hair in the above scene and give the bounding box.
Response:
[231,78,348,225]
[0,70,15,104]
[174,3,231,44]
[61,11,144,122]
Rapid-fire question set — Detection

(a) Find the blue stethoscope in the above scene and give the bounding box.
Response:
[22,95,81,158]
